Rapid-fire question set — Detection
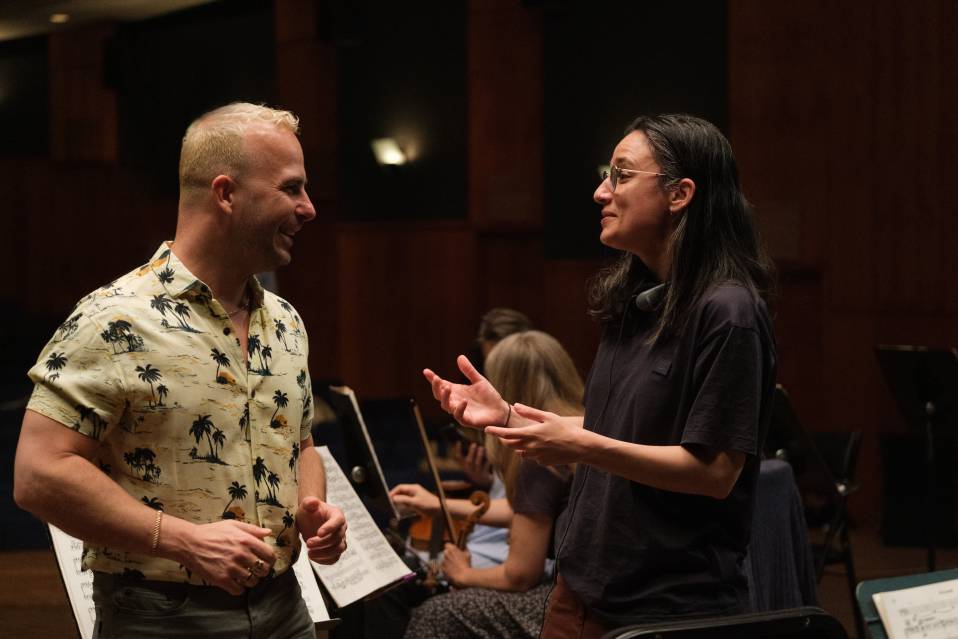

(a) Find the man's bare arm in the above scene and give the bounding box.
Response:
[14,409,276,594]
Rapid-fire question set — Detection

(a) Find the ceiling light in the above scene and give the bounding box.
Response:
[49,14,70,24]
[370,138,407,166]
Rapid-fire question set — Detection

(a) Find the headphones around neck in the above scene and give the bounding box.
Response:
[634,283,666,312]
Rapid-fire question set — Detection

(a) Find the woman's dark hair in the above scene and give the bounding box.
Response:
[587,114,775,342]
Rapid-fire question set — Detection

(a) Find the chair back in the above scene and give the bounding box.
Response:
[600,607,849,639]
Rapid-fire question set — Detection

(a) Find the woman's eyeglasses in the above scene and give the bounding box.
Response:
[601,164,666,191]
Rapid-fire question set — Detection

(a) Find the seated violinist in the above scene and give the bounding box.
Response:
[395,330,584,639]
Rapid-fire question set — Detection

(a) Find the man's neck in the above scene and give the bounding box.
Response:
[169,235,251,308]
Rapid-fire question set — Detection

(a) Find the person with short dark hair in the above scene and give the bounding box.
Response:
[476,307,534,359]
[424,114,776,638]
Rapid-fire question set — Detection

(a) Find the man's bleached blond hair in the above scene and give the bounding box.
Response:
[179,102,300,191]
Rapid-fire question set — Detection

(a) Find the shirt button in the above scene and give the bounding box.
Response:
[223,327,232,335]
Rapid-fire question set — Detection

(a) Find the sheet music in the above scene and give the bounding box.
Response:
[329,385,401,521]
[48,525,332,634]
[309,446,413,608]
[49,524,95,639]
[874,578,958,639]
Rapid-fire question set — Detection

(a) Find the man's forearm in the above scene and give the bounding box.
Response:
[15,450,192,564]
[297,442,326,503]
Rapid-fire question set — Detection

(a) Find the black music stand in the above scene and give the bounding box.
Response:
[326,386,401,525]
[875,346,958,571]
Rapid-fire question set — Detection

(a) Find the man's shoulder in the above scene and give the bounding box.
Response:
[263,291,304,322]
[66,262,165,324]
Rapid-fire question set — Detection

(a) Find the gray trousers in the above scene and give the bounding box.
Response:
[92,569,315,639]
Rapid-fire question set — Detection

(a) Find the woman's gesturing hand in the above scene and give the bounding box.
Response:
[485,404,588,466]
[423,355,509,430]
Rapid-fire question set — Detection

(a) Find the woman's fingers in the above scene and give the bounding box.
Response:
[512,403,553,423]
[457,355,484,384]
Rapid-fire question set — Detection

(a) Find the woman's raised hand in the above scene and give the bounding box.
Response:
[423,355,509,429]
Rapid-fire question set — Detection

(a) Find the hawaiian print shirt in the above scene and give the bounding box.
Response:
[27,242,314,583]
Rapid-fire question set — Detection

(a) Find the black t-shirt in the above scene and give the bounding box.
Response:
[511,461,572,560]
[554,283,776,625]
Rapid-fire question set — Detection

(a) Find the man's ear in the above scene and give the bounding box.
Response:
[211,175,236,213]
[668,177,695,214]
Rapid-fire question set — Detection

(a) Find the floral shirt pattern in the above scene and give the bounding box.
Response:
[27,242,314,583]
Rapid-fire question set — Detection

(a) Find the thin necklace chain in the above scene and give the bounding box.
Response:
[222,290,249,318]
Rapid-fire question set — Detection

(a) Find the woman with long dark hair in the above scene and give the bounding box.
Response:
[424,114,777,637]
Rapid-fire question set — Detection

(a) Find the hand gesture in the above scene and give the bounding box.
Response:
[178,520,277,595]
[423,355,509,429]
[389,483,440,516]
[297,496,348,565]
[485,404,587,466]
[441,543,472,587]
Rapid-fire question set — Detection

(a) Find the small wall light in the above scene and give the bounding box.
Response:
[371,138,407,166]
[597,164,610,180]
[49,13,71,24]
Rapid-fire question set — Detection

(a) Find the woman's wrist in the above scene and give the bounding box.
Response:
[501,401,511,427]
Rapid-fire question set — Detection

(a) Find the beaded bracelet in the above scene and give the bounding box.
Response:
[150,510,163,554]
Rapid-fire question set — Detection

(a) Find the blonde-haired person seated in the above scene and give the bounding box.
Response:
[392,330,583,639]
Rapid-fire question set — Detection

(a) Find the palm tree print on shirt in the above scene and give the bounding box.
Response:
[270,390,288,429]
[274,319,290,352]
[123,447,161,482]
[188,414,227,464]
[289,443,299,481]
[247,334,273,376]
[253,457,283,507]
[210,348,233,385]
[53,313,82,342]
[277,509,294,546]
[156,384,169,407]
[44,352,68,381]
[222,481,248,519]
[75,404,107,439]
[151,294,201,333]
[238,403,251,443]
[135,364,162,409]
[100,319,144,353]
[142,496,164,510]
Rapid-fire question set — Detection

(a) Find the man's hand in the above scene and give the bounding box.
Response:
[389,483,440,516]
[441,543,472,587]
[423,355,509,429]
[485,403,587,466]
[297,496,347,565]
[170,519,276,596]
[459,442,493,489]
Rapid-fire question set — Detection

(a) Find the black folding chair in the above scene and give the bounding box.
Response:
[601,606,849,639]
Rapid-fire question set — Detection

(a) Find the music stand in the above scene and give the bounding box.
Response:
[326,386,402,524]
[875,346,958,571]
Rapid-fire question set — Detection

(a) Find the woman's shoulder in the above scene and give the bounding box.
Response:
[696,281,768,331]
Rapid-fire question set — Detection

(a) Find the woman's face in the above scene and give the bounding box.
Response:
[593,131,674,268]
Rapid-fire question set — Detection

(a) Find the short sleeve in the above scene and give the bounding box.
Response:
[26,309,127,441]
[511,460,570,518]
[681,325,764,455]
[299,367,314,442]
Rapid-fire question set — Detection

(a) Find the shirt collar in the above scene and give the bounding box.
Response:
[145,241,267,311]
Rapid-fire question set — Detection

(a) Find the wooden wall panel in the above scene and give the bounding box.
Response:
[468,0,543,230]
[730,0,958,526]
[334,224,477,419]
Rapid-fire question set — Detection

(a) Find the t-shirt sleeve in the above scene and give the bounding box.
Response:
[26,309,127,441]
[681,325,764,455]
[510,459,570,518]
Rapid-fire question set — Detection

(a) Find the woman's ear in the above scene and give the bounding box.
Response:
[668,177,696,214]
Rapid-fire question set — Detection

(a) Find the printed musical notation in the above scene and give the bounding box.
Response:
[309,446,412,608]
[874,579,958,639]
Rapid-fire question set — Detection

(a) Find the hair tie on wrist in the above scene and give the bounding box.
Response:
[504,403,512,427]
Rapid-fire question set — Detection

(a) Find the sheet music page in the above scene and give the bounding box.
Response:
[309,446,413,608]
[329,385,401,521]
[48,524,95,639]
[873,579,958,639]
[291,539,331,622]
[50,527,331,629]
